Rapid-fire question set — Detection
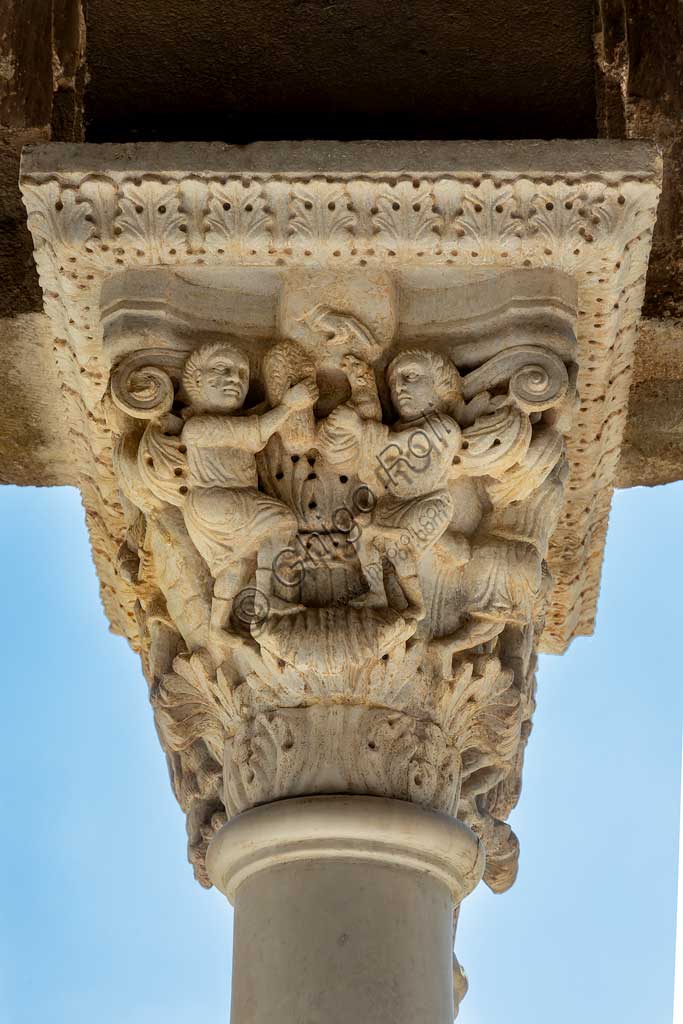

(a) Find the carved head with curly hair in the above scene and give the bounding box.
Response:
[387,349,463,421]
[183,342,250,414]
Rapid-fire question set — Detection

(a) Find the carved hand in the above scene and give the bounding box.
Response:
[340,353,374,386]
[324,404,363,435]
[282,377,319,411]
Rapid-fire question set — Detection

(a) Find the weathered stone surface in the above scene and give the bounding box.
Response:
[596,0,683,322]
[596,2,683,489]
[0,312,73,486]
[617,317,683,487]
[19,139,661,650]
[19,140,659,898]
[0,0,680,500]
[0,1,85,319]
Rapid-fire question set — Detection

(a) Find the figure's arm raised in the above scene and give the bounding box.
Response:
[257,377,319,446]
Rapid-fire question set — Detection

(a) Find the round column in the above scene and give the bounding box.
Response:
[207,795,484,1024]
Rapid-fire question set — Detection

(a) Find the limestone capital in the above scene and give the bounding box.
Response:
[19,141,660,901]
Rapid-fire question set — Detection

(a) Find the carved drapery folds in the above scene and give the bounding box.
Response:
[19,142,661,891]
[105,306,575,891]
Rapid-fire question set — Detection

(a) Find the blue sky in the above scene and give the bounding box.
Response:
[0,481,680,1023]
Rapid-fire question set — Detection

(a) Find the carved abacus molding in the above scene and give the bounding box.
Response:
[21,147,660,656]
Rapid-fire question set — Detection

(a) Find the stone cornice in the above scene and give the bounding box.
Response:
[21,138,660,177]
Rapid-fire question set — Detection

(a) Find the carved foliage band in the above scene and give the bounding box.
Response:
[224,706,461,819]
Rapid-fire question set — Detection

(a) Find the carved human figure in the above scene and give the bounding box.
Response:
[139,342,318,641]
[320,350,466,622]
[446,433,567,653]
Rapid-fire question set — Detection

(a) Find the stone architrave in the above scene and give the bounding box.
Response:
[20,141,660,1020]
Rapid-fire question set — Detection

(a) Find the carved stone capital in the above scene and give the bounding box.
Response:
[20,141,660,898]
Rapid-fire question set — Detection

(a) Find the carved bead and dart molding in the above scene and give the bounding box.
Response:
[20,142,660,888]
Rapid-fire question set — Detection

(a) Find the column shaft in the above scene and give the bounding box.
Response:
[207,796,484,1024]
[232,858,455,1024]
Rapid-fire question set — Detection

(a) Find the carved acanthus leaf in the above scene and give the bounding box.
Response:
[288,185,356,245]
[21,180,95,252]
[152,649,242,764]
[372,181,442,249]
[224,706,460,819]
[116,180,187,260]
[205,180,272,247]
